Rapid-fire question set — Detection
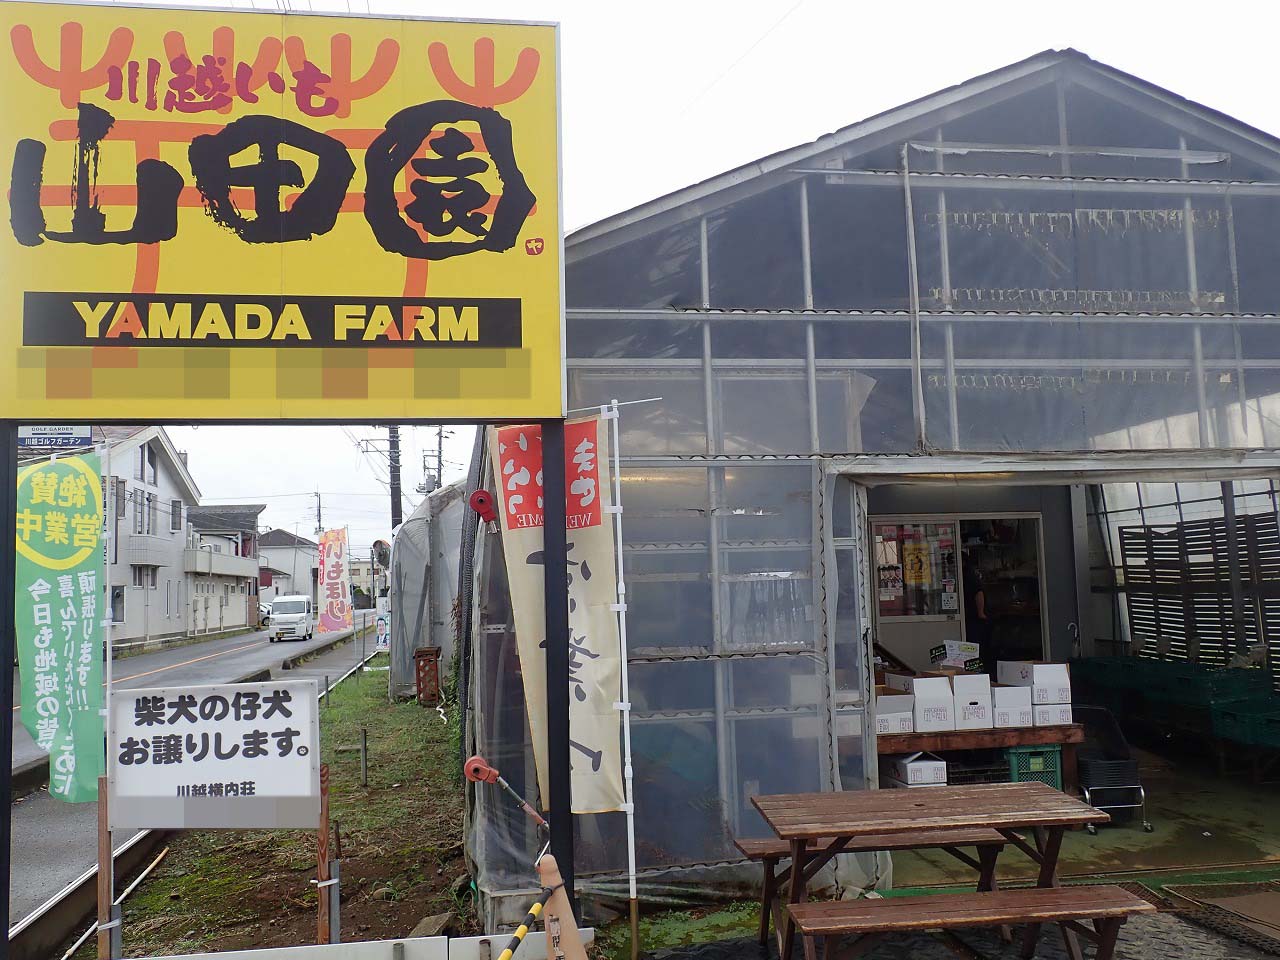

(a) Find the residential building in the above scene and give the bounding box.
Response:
[96,426,202,646]
[187,504,266,633]
[259,528,319,606]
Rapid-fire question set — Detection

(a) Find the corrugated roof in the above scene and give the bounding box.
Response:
[567,48,1280,257]
[260,528,318,548]
[189,503,267,532]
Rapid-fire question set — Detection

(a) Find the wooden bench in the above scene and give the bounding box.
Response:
[735,829,1009,946]
[787,884,1155,960]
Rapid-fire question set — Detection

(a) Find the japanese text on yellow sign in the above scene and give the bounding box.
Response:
[0,3,562,421]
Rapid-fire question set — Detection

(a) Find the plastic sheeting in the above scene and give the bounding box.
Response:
[389,482,465,699]
[464,459,876,926]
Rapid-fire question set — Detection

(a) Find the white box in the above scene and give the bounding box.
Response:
[884,751,947,785]
[952,674,994,730]
[883,672,915,692]
[875,694,915,735]
[911,677,956,732]
[993,685,1034,728]
[1034,703,1074,726]
[997,661,1072,704]
[931,640,981,669]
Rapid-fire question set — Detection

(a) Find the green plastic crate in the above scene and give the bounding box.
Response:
[1006,744,1063,791]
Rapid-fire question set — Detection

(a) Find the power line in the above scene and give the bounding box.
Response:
[674,0,807,123]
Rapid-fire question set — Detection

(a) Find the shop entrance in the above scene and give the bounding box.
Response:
[871,513,1048,675]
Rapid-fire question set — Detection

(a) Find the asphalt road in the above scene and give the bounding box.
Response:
[9,618,374,923]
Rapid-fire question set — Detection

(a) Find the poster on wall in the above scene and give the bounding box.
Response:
[14,453,105,802]
[488,416,624,814]
[0,1,563,422]
[902,541,930,587]
[318,529,353,632]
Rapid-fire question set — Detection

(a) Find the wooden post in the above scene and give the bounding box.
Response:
[97,775,112,958]
[317,763,331,944]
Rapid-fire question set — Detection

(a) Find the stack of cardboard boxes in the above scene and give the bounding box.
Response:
[997,661,1073,726]
[875,661,1073,788]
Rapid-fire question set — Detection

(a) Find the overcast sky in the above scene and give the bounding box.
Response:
[162,0,1280,551]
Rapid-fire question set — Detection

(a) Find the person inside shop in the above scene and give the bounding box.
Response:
[962,550,994,677]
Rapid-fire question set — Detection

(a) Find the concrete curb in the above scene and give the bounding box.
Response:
[10,829,171,960]
[279,623,375,671]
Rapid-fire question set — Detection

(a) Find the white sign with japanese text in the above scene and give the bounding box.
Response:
[108,679,320,829]
[489,415,624,814]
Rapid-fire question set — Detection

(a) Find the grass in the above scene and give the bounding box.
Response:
[79,650,468,958]
[590,902,759,960]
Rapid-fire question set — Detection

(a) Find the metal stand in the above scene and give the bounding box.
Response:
[540,418,575,913]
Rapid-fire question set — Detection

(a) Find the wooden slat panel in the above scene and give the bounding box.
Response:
[734,828,1007,860]
[787,885,1154,935]
[752,783,1107,840]
[876,725,1083,755]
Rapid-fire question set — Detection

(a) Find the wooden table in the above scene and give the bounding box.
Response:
[752,782,1109,960]
[878,724,1086,794]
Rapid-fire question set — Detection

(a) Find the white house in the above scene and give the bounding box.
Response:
[187,504,266,634]
[95,426,202,646]
[259,528,319,606]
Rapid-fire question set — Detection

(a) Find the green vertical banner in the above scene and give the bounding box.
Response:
[14,453,105,802]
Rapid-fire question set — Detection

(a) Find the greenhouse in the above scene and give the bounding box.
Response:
[454,49,1280,925]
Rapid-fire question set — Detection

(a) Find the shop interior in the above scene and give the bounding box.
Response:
[862,478,1280,892]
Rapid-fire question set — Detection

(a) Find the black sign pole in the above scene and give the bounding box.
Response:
[1,420,17,959]
[540,418,574,912]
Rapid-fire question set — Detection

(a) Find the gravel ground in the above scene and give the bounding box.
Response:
[643,911,1276,960]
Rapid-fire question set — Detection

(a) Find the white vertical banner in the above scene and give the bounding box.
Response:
[489,416,624,814]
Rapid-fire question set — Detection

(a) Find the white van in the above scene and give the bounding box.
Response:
[269,594,315,642]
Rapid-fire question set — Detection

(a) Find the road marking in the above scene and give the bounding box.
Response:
[11,638,269,711]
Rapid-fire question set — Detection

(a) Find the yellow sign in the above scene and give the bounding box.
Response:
[0,3,562,421]
[15,457,103,570]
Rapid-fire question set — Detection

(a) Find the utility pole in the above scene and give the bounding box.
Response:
[388,425,403,528]
[314,490,323,536]
[437,426,444,494]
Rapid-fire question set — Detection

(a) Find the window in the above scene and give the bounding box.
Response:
[110,586,125,624]
[146,494,156,535]
[146,445,157,484]
[170,499,182,533]
[115,479,127,518]
[132,491,142,535]
[873,521,959,619]
[164,580,171,616]
[131,566,157,589]
[135,446,145,481]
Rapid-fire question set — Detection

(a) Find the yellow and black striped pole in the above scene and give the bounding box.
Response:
[496,885,558,960]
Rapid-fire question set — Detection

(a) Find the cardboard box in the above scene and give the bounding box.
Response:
[875,691,915,735]
[884,751,947,785]
[952,673,994,730]
[997,661,1072,704]
[883,671,915,692]
[910,676,956,732]
[1034,703,1074,726]
[993,685,1034,728]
